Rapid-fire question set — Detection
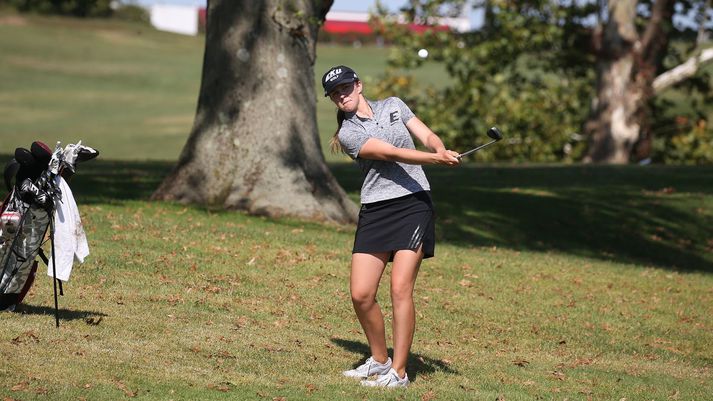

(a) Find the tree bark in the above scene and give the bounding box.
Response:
[583,0,675,163]
[152,0,358,224]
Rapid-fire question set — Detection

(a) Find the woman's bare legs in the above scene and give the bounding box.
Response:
[390,248,423,378]
[350,252,390,363]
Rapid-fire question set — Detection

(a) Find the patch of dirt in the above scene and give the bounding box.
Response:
[0,15,27,26]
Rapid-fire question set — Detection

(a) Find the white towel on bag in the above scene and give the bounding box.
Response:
[47,176,89,281]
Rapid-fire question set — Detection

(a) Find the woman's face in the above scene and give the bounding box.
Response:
[329,80,361,113]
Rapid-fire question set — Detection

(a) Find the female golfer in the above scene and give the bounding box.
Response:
[322,65,460,388]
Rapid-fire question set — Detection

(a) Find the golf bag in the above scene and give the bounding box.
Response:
[0,140,98,325]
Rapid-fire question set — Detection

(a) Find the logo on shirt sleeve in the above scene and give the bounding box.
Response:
[389,111,399,125]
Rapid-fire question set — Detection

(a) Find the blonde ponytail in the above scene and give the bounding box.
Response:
[330,109,346,154]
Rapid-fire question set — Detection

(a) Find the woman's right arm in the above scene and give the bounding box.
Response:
[358,138,460,166]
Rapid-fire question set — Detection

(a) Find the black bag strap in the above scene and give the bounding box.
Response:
[38,248,49,265]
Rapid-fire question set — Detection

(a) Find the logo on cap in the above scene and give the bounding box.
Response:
[324,68,342,83]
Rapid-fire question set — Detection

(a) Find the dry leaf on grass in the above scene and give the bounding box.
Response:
[113,380,137,397]
[550,370,566,381]
[10,381,29,391]
[11,331,39,345]
[513,358,530,367]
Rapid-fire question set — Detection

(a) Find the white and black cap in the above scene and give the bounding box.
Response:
[322,65,358,96]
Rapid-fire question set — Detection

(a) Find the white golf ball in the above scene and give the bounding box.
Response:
[417,48,429,59]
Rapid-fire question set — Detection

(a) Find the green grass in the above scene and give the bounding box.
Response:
[0,12,447,163]
[1,160,711,400]
[1,12,712,401]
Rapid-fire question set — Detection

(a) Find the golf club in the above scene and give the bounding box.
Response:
[457,127,503,159]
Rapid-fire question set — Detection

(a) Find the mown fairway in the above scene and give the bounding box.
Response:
[0,12,446,162]
[1,11,712,401]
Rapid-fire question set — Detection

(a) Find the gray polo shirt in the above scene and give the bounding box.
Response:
[338,97,431,204]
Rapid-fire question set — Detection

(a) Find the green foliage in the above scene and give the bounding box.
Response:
[651,39,713,164]
[373,1,713,164]
[111,3,148,24]
[7,0,113,17]
[371,1,596,162]
[653,117,713,164]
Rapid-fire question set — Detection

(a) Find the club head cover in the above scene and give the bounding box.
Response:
[76,146,99,163]
[14,147,47,182]
[60,144,99,180]
[3,159,20,192]
[30,141,52,167]
[14,148,35,168]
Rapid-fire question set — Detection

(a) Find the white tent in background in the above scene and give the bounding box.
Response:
[150,4,199,36]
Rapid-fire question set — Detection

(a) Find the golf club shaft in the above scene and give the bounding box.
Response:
[457,139,498,159]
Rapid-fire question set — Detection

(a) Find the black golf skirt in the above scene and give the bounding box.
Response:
[353,191,435,261]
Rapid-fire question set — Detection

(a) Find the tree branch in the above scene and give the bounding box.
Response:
[653,47,713,93]
[640,0,674,65]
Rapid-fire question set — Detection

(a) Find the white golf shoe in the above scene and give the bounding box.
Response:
[360,368,409,388]
[342,356,392,379]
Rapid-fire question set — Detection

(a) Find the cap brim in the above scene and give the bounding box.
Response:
[324,76,357,96]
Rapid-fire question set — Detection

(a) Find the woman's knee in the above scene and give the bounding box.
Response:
[351,288,377,308]
[390,281,414,305]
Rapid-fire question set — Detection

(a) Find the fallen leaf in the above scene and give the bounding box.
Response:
[422,390,436,401]
[113,380,136,397]
[11,331,39,345]
[513,358,530,367]
[11,381,29,392]
[550,370,566,381]
[305,383,317,394]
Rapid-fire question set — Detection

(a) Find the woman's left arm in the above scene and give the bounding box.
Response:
[406,116,450,153]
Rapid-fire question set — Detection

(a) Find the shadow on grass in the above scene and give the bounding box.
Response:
[2,156,170,204]
[333,163,713,273]
[66,159,174,204]
[2,155,711,272]
[331,337,458,381]
[13,303,108,322]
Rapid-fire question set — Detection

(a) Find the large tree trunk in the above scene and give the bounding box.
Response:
[152,0,358,224]
[583,0,675,163]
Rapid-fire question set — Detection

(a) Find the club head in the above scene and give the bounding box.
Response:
[14,148,35,168]
[487,127,503,141]
[31,141,52,166]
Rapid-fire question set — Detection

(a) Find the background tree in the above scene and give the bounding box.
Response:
[584,0,712,163]
[372,0,713,164]
[152,0,358,224]
[372,0,597,163]
[5,0,113,17]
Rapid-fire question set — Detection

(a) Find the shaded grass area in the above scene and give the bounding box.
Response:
[419,164,713,273]
[5,155,709,272]
[0,189,710,400]
[0,159,711,400]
